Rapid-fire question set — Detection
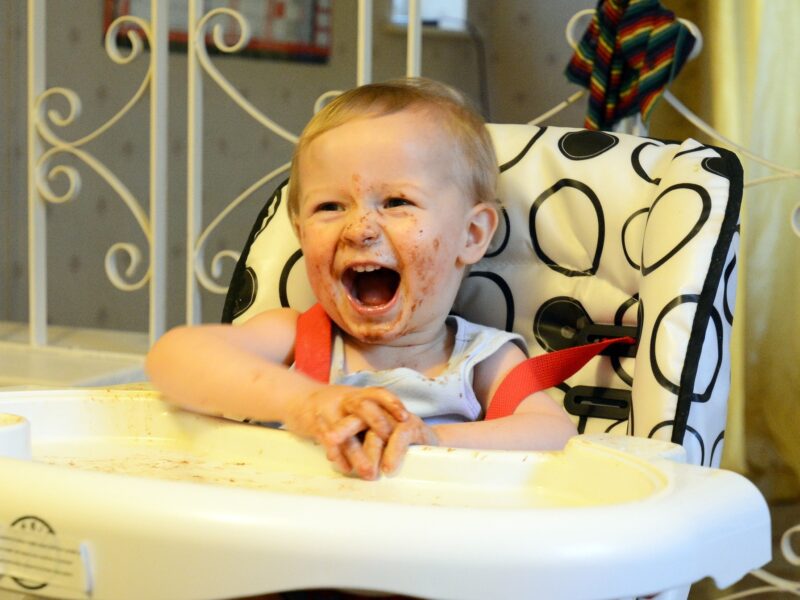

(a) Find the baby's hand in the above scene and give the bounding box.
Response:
[282,385,408,477]
[325,412,439,479]
[380,414,439,475]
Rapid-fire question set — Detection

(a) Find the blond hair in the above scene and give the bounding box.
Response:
[287,78,498,218]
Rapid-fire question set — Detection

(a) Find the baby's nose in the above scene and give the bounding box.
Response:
[343,210,380,245]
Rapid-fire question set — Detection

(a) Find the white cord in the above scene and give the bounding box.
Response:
[527,90,585,126]
[565,9,594,50]
[677,18,703,61]
[663,90,800,179]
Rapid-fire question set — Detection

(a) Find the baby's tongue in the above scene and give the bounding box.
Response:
[355,270,398,307]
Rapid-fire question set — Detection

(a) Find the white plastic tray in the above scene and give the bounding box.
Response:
[0,388,770,600]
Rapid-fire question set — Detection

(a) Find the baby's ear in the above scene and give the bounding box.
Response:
[458,202,498,266]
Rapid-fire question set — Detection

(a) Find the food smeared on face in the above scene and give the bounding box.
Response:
[294,108,494,346]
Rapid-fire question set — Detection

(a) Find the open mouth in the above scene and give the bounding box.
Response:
[342,265,401,309]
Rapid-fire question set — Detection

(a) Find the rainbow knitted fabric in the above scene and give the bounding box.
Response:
[565,0,696,130]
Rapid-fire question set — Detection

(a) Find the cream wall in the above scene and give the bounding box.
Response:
[0,0,591,333]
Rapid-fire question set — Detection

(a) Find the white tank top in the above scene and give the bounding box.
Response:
[330,316,526,425]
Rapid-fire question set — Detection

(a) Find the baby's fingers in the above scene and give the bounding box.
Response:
[380,427,416,475]
[355,401,399,440]
[363,430,385,473]
[381,419,439,475]
[316,415,352,474]
[330,405,397,446]
[322,437,352,474]
[324,414,368,446]
[355,387,409,423]
[342,436,379,480]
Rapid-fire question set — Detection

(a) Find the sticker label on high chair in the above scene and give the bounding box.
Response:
[0,516,91,599]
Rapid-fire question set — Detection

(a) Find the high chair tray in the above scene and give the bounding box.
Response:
[0,389,770,600]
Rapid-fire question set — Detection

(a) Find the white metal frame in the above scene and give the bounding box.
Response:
[27,0,169,349]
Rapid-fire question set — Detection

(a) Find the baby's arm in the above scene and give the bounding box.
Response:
[432,342,578,451]
[145,309,407,476]
[146,309,311,422]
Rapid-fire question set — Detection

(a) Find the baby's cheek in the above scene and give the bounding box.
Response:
[309,264,324,287]
[409,241,441,291]
[303,252,331,295]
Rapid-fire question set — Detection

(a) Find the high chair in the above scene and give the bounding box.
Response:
[224,123,742,469]
[0,124,767,600]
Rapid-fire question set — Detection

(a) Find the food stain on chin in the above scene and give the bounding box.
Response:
[358,324,400,343]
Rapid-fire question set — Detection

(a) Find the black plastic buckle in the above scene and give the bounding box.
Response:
[575,324,638,358]
[563,386,631,422]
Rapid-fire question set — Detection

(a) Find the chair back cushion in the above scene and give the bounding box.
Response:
[223,124,742,467]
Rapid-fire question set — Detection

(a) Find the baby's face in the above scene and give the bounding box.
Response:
[294,109,489,344]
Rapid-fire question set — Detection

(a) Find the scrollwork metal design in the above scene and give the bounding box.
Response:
[190,6,305,297]
[194,8,299,144]
[193,163,291,294]
[32,14,155,292]
[105,243,148,292]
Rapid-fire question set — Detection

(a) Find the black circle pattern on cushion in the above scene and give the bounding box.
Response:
[631,142,663,185]
[650,295,723,402]
[278,249,304,308]
[485,207,511,258]
[723,255,737,325]
[464,271,515,332]
[530,179,604,277]
[693,306,724,403]
[622,207,649,271]
[611,294,639,386]
[641,183,711,276]
[499,127,547,172]
[254,180,287,240]
[701,156,730,178]
[605,420,628,433]
[710,431,725,466]
[557,130,619,160]
[637,299,644,344]
[673,146,709,159]
[533,296,592,352]
[231,266,258,320]
[649,421,706,465]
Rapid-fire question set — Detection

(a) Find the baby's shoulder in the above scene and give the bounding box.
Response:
[241,306,301,329]
[240,307,302,343]
[237,308,303,364]
[467,330,528,406]
[450,315,526,355]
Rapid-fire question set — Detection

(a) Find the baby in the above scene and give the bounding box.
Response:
[146,78,577,480]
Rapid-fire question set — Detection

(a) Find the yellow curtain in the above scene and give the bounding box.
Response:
[709,0,800,501]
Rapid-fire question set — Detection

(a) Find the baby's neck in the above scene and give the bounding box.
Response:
[342,320,455,378]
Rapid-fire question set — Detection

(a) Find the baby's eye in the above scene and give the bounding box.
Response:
[384,197,413,208]
[315,201,343,212]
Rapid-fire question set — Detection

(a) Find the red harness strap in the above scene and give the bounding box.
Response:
[485,336,636,420]
[294,303,333,383]
[294,304,635,419]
